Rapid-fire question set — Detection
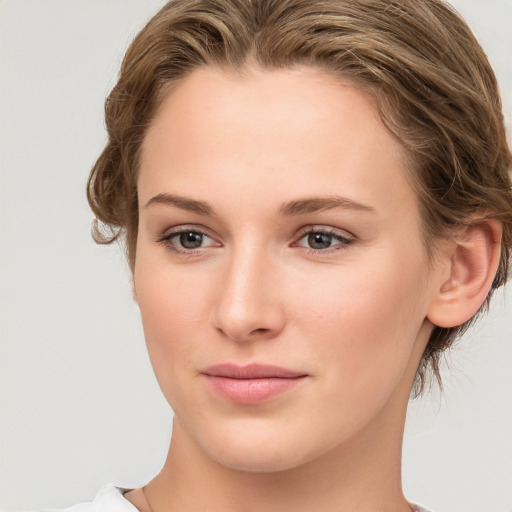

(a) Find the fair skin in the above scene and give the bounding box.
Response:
[125,66,501,512]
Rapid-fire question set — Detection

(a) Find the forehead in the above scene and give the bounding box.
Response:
[139,66,417,221]
[143,66,390,161]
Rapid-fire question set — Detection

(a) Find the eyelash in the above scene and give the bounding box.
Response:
[156,225,355,256]
[156,225,218,256]
[293,227,355,254]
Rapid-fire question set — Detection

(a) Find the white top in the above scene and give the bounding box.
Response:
[39,486,138,512]
[39,485,434,512]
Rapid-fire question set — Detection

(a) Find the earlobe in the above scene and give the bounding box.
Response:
[426,218,502,328]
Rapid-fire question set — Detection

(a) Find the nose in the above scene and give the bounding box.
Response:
[212,244,286,343]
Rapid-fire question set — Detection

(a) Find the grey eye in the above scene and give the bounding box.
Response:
[307,232,334,249]
[179,231,204,249]
[159,227,218,254]
[296,229,353,252]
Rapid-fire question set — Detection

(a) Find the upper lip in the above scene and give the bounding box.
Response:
[200,363,307,379]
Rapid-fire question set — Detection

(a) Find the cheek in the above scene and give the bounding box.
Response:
[291,249,428,397]
[133,258,213,395]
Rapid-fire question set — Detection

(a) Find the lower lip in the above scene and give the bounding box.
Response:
[203,375,306,405]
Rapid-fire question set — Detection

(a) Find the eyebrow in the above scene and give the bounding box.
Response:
[144,193,214,215]
[279,196,376,216]
[144,193,376,216]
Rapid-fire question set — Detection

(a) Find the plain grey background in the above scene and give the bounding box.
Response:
[0,1,511,511]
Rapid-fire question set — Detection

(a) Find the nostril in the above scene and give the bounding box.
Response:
[216,325,273,342]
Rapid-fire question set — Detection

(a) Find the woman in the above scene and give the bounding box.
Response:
[23,0,512,510]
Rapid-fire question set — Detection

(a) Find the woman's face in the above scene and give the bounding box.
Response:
[134,66,439,472]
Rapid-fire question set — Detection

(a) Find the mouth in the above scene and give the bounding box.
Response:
[200,363,308,405]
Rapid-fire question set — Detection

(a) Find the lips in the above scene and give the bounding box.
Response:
[200,363,308,405]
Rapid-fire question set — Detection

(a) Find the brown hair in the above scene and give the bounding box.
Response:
[88,0,512,392]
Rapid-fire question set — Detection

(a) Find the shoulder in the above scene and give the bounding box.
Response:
[37,486,139,512]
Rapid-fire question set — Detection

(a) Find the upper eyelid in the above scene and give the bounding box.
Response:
[295,225,355,239]
[158,224,215,239]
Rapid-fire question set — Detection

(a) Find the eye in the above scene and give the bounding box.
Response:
[157,227,219,254]
[305,232,336,250]
[177,231,208,249]
[295,228,354,252]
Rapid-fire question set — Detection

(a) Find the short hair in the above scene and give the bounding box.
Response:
[88,0,512,393]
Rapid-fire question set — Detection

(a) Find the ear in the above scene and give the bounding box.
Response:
[426,218,502,328]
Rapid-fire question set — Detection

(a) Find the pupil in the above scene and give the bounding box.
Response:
[308,233,332,249]
[180,232,203,249]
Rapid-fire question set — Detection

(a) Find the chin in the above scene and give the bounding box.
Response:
[194,420,323,474]
[209,443,310,474]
